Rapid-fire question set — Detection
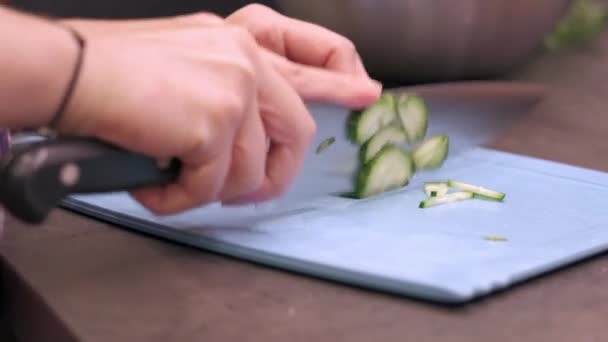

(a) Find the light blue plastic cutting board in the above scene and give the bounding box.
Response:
[62,83,608,304]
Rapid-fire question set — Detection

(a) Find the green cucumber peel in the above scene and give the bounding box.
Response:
[424,182,448,197]
[447,180,506,201]
[347,93,398,145]
[412,135,449,170]
[316,137,336,154]
[397,94,428,144]
[419,191,474,208]
[359,124,407,164]
[354,144,415,199]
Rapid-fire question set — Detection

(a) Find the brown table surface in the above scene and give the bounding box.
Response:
[4,32,608,342]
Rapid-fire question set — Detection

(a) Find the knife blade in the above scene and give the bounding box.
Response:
[0,135,181,224]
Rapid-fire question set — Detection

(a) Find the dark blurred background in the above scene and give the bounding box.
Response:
[8,0,277,18]
[4,0,580,84]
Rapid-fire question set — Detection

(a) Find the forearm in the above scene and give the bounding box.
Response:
[0,6,78,130]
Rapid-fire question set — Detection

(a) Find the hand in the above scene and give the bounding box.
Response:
[59,14,316,214]
[225,4,382,108]
[62,5,383,108]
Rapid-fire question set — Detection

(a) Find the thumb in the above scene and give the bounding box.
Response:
[262,49,383,108]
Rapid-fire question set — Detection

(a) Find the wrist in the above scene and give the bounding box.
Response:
[0,8,80,130]
[45,23,86,131]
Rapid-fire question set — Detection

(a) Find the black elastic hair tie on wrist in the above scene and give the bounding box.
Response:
[47,24,86,130]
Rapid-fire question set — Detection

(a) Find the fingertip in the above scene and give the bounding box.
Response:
[221,184,274,205]
[129,186,171,215]
[342,78,383,108]
[129,184,194,216]
[367,78,384,96]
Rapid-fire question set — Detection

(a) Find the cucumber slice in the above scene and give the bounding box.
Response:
[316,137,335,154]
[412,135,449,170]
[397,94,428,143]
[447,180,506,201]
[354,145,414,198]
[424,182,448,197]
[348,93,397,145]
[419,191,473,208]
[359,124,407,164]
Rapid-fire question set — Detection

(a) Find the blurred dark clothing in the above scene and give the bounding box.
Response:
[10,0,278,18]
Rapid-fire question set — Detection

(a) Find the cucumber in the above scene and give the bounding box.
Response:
[424,182,448,197]
[359,124,407,164]
[354,145,414,198]
[419,191,473,208]
[348,93,397,145]
[447,180,506,201]
[412,135,449,170]
[484,235,508,242]
[316,137,335,154]
[397,94,428,143]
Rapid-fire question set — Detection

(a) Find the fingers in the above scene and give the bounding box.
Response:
[226,4,370,76]
[217,95,267,202]
[130,37,261,214]
[130,149,231,215]
[225,58,316,204]
[262,49,382,108]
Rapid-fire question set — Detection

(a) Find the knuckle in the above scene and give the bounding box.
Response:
[239,3,276,17]
[235,58,257,87]
[339,39,357,55]
[226,25,257,48]
[215,93,249,128]
[188,121,215,157]
[181,12,224,26]
[223,92,248,114]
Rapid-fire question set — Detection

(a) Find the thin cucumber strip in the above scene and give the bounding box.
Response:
[397,94,428,143]
[359,124,407,163]
[348,93,397,145]
[447,180,506,201]
[484,235,508,242]
[355,145,414,198]
[424,182,448,197]
[316,137,335,154]
[412,135,449,170]
[419,191,473,208]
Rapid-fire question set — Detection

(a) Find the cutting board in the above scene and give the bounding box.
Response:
[63,82,608,304]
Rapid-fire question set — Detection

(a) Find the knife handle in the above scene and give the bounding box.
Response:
[0,136,181,224]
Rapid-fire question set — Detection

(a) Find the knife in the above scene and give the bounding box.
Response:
[0,135,181,224]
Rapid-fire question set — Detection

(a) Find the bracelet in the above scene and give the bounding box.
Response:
[47,24,86,131]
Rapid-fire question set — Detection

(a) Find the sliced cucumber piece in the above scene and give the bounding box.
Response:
[397,94,428,143]
[359,124,407,164]
[316,137,335,154]
[424,182,448,197]
[348,93,397,145]
[412,135,449,170]
[447,180,506,201]
[419,191,473,208]
[354,145,414,198]
[484,235,508,242]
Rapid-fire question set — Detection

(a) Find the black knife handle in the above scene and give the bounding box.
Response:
[0,136,181,224]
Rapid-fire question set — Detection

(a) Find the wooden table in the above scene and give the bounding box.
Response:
[4,32,608,342]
